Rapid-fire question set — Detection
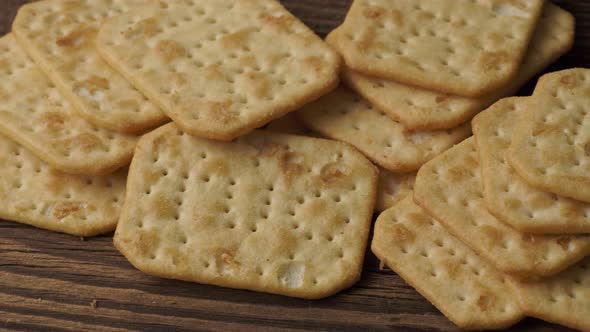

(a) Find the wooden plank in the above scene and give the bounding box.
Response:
[0,0,588,330]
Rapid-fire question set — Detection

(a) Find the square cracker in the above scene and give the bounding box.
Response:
[265,112,410,213]
[0,34,137,175]
[115,123,378,299]
[335,4,575,131]
[0,131,126,237]
[509,256,590,332]
[509,68,590,203]
[372,195,524,330]
[298,87,471,172]
[96,0,340,141]
[414,138,590,278]
[473,97,590,234]
[12,0,167,134]
[332,0,544,97]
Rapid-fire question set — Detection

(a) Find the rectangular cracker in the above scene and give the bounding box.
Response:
[335,4,575,131]
[473,97,590,234]
[414,138,590,278]
[0,34,137,175]
[509,256,590,331]
[298,87,471,172]
[96,0,340,141]
[332,0,544,97]
[12,0,167,133]
[372,195,524,330]
[115,123,378,299]
[0,131,126,237]
[509,68,590,203]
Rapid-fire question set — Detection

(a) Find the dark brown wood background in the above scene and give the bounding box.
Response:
[0,1,588,331]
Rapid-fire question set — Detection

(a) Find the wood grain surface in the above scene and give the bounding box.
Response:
[0,1,588,331]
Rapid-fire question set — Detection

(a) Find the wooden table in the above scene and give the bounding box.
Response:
[0,1,588,331]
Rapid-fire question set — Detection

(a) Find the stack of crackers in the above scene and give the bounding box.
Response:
[0,0,588,330]
[373,71,590,331]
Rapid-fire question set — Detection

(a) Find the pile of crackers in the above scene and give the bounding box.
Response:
[0,0,588,330]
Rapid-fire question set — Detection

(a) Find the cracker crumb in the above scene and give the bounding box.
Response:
[90,299,98,309]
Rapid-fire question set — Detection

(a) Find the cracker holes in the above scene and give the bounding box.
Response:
[500,241,510,250]
[296,196,305,205]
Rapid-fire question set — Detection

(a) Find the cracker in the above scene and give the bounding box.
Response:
[413,138,590,278]
[375,171,415,213]
[0,34,137,175]
[115,123,378,299]
[372,196,524,330]
[335,4,575,131]
[0,131,125,237]
[332,0,544,97]
[473,97,590,234]
[509,68,590,203]
[96,0,340,141]
[12,0,167,134]
[298,87,471,172]
[510,256,590,331]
